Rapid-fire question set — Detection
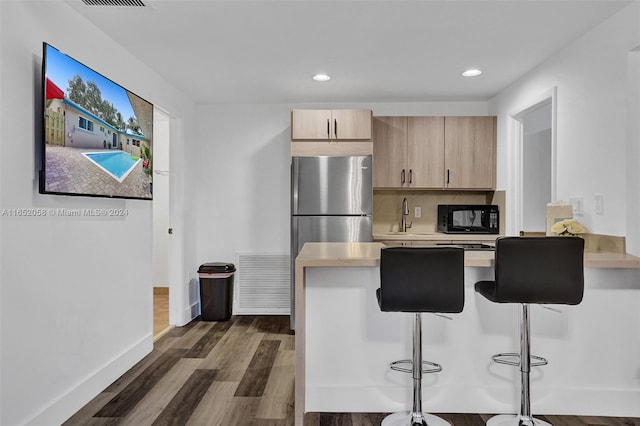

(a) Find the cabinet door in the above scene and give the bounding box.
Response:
[444,116,496,189]
[407,116,445,188]
[291,110,332,140]
[332,109,372,140]
[373,116,407,188]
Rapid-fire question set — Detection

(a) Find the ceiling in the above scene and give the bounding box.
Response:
[66,0,632,105]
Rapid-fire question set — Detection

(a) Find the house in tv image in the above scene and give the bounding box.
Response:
[44,77,153,199]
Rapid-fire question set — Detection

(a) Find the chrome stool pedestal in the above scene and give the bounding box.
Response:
[382,313,450,426]
[377,246,465,426]
[485,414,552,426]
[485,304,551,426]
[382,411,452,426]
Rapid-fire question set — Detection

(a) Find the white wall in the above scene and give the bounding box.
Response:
[488,1,640,254]
[193,102,488,273]
[0,2,195,424]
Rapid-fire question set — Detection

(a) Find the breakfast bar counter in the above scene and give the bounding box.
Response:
[294,242,640,425]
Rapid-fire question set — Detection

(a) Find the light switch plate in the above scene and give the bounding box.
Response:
[594,194,604,215]
[569,197,583,215]
[414,206,422,218]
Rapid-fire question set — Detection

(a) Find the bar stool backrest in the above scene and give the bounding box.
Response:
[493,236,584,305]
[378,246,465,313]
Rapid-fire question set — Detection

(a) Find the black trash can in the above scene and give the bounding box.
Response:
[198,262,236,321]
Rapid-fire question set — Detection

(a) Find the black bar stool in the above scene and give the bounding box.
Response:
[377,246,465,426]
[475,236,584,426]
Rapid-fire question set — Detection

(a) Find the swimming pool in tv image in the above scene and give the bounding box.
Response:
[84,151,141,182]
[44,145,152,199]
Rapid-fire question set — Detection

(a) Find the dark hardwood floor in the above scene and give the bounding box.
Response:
[304,413,640,426]
[64,315,640,426]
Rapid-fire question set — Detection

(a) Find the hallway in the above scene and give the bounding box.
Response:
[153,288,170,339]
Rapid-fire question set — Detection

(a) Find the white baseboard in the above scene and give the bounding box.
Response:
[307,384,640,417]
[24,334,153,426]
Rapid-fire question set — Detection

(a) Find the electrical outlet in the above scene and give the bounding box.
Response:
[594,194,604,215]
[414,206,422,218]
[569,197,583,215]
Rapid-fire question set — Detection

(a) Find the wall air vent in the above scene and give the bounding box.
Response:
[235,253,290,315]
[82,0,147,6]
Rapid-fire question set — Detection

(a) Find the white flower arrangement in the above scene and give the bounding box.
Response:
[551,218,588,237]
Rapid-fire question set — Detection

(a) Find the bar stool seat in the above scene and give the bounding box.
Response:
[475,236,584,426]
[377,246,465,426]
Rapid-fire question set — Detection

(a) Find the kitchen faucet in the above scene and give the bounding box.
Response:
[401,197,412,232]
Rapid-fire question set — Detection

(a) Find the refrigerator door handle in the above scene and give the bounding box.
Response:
[291,158,299,214]
[291,217,299,273]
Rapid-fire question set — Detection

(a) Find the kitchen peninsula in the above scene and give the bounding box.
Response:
[294,242,640,425]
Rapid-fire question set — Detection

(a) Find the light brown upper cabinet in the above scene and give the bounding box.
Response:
[373,115,496,190]
[408,117,445,188]
[373,117,406,188]
[373,116,444,188]
[291,109,372,141]
[444,116,496,190]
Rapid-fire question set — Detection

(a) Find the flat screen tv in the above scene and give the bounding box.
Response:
[40,42,153,200]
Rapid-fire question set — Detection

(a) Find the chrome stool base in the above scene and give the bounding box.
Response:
[390,359,442,374]
[382,411,451,426]
[486,414,552,426]
[492,353,548,368]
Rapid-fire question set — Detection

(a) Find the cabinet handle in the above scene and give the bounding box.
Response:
[327,118,330,139]
[401,169,406,184]
[409,169,413,184]
[334,118,337,139]
[447,169,450,185]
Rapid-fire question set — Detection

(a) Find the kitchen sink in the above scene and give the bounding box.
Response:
[436,243,495,251]
[382,242,495,250]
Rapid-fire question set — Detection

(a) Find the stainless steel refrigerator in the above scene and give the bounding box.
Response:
[290,155,373,329]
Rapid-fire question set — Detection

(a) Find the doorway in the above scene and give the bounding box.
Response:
[511,87,557,235]
[153,108,171,339]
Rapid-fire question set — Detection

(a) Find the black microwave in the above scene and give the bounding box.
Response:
[437,205,499,234]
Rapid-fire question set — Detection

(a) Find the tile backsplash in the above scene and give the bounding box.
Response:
[373,190,505,234]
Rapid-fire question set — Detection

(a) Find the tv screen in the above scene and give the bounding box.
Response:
[40,42,153,200]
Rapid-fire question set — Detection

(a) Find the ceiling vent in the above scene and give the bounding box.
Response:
[82,0,147,6]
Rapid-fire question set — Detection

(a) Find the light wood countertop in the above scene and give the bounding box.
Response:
[583,251,640,268]
[296,242,640,269]
[295,242,384,267]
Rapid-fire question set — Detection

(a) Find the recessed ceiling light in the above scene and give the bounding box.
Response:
[312,73,331,82]
[462,69,482,77]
